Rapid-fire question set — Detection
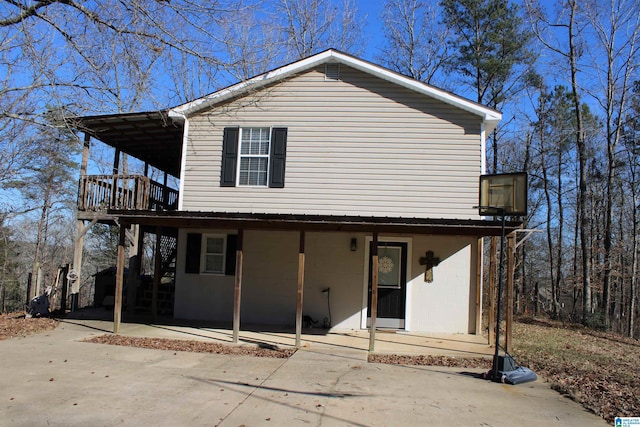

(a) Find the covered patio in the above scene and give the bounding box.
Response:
[62,309,495,359]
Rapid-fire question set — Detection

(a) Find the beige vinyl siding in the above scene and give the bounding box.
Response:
[181,66,483,219]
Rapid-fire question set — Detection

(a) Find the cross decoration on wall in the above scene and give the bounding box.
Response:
[419,250,440,283]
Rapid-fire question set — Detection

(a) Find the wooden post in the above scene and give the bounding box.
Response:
[71,133,91,307]
[163,172,169,210]
[488,236,497,346]
[111,148,120,208]
[71,221,84,297]
[505,233,516,353]
[475,238,483,335]
[233,229,244,343]
[126,225,140,315]
[60,264,69,314]
[369,232,379,353]
[26,273,32,306]
[152,227,162,321]
[296,231,306,348]
[114,225,127,334]
[78,133,91,209]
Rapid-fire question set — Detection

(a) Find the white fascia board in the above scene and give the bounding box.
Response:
[480,122,487,175]
[168,49,502,130]
[177,114,189,211]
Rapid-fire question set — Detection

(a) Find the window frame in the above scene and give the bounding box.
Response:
[237,127,272,187]
[200,234,227,275]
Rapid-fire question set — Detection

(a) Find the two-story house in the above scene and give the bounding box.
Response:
[73,49,519,346]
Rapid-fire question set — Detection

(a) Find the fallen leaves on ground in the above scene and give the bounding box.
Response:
[367,354,491,369]
[512,317,639,423]
[83,334,295,358]
[0,312,58,340]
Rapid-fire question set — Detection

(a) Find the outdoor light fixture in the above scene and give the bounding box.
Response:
[350,237,357,251]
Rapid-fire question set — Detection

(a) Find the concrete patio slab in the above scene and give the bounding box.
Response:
[0,318,609,427]
[59,309,496,358]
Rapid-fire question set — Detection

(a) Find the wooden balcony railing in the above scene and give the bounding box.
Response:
[78,174,178,212]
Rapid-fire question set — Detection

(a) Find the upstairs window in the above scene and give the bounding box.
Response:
[220,127,288,188]
[239,127,270,186]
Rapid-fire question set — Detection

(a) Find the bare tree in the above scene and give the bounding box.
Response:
[277,0,365,61]
[581,0,640,330]
[378,0,450,84]
[526,0,595,325]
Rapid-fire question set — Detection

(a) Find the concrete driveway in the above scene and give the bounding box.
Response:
[0,320,608,427]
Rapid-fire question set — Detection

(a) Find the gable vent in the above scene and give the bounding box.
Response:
[324,63,341,81]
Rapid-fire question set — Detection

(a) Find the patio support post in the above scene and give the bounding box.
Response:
[475,237,483,335]
[114,225,127,334]
[369,232,379,353]
[296,231,305,348]
[233,229,244,343]
[488,236,497,346]
[505,233,516,353]
[152,226,162,321]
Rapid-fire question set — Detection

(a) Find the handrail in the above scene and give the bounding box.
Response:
[78,174,178,212]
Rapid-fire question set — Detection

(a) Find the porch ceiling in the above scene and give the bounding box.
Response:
[72,111,183,177]
[110,210,522,236]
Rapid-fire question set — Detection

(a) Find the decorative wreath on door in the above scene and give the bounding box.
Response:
[378,256,395,274]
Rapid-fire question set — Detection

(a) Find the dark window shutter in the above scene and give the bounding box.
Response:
[220,127,239,187]
[269,128,287,188]
[185,233,202,274]
[225,234,237,275]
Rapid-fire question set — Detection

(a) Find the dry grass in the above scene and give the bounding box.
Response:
[512,317,640,423]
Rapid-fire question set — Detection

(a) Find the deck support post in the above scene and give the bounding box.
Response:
[295,231,306,348]
[233,229,244,343]
[369,232,379,353]
[69,133,92,310]
[70,221,85,310]
[152,227,162,321]
[114,225,127,334]
[126,225,141,315]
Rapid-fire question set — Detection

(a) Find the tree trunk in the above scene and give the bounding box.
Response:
[630,186,638,338]
[566,0,592,325]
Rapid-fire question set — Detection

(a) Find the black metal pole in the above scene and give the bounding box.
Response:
[492,209,506,381]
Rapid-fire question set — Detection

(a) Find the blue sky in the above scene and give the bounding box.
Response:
[357,0,385,60]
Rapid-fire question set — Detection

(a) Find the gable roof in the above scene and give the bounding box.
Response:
[169,49,502,132]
